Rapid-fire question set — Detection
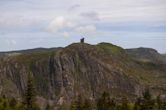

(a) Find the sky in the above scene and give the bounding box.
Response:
[0,0,166,53]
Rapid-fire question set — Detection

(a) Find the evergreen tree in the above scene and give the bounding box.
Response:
[97,92,113,110]
[156,95,166,110]
[0,96,4,110]
[24,72,39,110]
[161,101,166,110]
[3,101,8,109]
[45,104,54,110]
[120,97,130,110]
[156,95,162,110]
[9,97,17,110]
[142,89,154,110]
[143,89,152,101]
[69,95,92,110]
[82,98,92,110]
[109,98,116,110]
[70,95,83,110]
[0,95,10,110]
[134,97,142,110]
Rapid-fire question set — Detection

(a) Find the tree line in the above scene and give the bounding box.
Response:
[68,90,166,110]
[0,73,166,110]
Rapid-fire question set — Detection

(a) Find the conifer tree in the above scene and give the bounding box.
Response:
[82,98,92,110]
[45,104,54,110]
[97,92,112,110]
[120,97,130,110]
[24,72,39,110]
[9,97,17,109]
[142,89,154,110]
[69,95,93,110]
[134,97,141,110]
[156,95,162,110]
[69,95,83,110]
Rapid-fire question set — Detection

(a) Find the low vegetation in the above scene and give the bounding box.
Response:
[0,87,166,110]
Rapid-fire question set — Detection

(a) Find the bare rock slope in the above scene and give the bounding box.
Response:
[0,43,165,104]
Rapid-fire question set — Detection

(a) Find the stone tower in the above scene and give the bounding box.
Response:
[80,38,84,43]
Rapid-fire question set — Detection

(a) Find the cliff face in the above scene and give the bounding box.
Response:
[0,43,165,105]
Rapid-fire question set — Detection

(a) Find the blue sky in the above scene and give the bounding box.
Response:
[0,0,166,53]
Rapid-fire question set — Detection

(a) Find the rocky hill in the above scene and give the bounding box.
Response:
[126,47,166,64]
[0,42,165,106]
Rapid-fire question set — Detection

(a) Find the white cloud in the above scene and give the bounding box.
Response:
[47,16,97,36]
[1,0,166,29]
[1,0,166,52]
[47,16,75,33]
[75,25,96,34]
